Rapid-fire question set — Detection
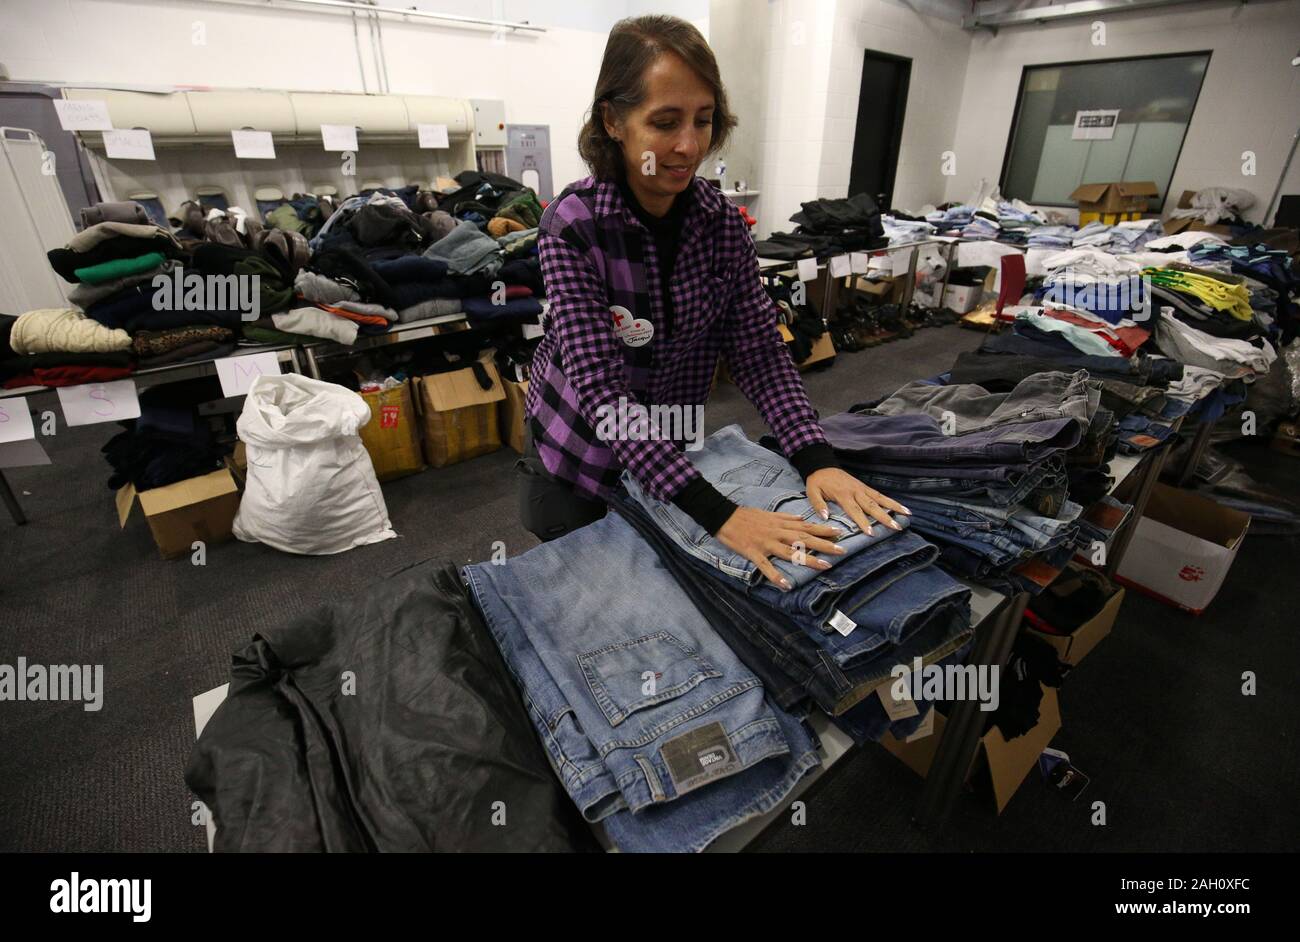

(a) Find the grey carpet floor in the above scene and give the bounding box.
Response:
[1,323,1296,852]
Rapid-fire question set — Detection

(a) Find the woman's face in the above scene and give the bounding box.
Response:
[605,51,715,202]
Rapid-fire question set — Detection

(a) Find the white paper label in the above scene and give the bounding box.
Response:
[521,321,544,340]
[0,396,36,444]
[103,129,155,161]
[57,380,141,427]
[796,257,818,282]
[828,610,857,637]
[0,438,51,469]
[850,252,870,274]
[878,682,920,721]
[889,250,914,277]
[904,706,935,742]
[321,124,358,152]
[53,99,113,131]
[829,254,851,278]
[1072,109,1120,141]
[215,352,281,398]
[418,123,450,149]
[232,129,276,160]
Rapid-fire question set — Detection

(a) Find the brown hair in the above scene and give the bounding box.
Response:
[578,14,737,181]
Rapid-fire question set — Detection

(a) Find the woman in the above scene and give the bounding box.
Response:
[520,14,907,590]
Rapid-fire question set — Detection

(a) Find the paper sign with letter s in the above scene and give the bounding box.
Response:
[57,381,141,427]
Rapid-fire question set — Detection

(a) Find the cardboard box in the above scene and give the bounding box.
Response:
[414,356,506,468]
[1163,192,1238,235]
[880,684,1062,814]
[941,282,983,314]
[500,378,529,455]
[1070,181,1158,225]
[358,380,424,482]
[223,441,248,489]
[778,324,836,370]
[853,275,902,303]
[1114,483,1250,615]
[116,468,240,560]
[1026,565,1125,666]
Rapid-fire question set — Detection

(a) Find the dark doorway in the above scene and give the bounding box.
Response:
[848,51,911,209]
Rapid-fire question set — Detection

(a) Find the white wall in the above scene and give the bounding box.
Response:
[0,0,707,193]
[713,0,970,237]
[821,0,972,214]
[945,0,1300,223]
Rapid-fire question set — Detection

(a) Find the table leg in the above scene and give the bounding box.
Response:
[913,591,1029,831]
[1,469,28,525]
[1105,445,1174,577]
[1175,417,1215,487]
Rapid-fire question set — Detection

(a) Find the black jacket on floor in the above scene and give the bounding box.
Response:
[185,559,597,853]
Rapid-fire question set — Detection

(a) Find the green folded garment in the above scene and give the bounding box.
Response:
[233,256,295,314]
[74,252,168,285]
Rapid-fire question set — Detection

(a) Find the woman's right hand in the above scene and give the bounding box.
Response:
[715,507,848,590]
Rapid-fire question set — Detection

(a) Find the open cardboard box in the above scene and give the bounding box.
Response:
[1113,483,1249,615]
[880,684,1062,814]
[413,353,506,468]
[777,323,836,370]
[116,468,240,560]
[357,379,424,482]
[1025,564,1125,667]
[499,378,529,455]
[1071,181,1158,225]
[1163,191,1237,235]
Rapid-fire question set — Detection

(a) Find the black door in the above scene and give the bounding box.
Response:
[848,51,911,209]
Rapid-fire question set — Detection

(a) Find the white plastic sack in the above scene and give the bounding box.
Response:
[232,374,396,554]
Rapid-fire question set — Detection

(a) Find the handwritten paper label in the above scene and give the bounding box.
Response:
[103,129,155,161]
[57,381,141,426]
[53,99,113,131]
[0,397,36,444]
[796,257,818,282]
[215,352,280,398]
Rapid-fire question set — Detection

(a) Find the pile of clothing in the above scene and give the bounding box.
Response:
[995,200,1046,244]
[1106,218,1163,253]
[960,212,1001,241]
[822,371,1124,594]
[1143,263,1256,339]
[1188,241,1300,342]
[925,204,975,235]
[753,193,887,259]
[1027,226,1075,251]
[188,559,597,852]
[880,213,936,246]
[463,423,974,851]
[1035,248,1149,324]
[101,391,227,492]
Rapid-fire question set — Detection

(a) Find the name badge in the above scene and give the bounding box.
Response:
[611,305,654,347]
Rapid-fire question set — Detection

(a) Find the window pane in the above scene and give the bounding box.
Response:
[1002,53,1210,208]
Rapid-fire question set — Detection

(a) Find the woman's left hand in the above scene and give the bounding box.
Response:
[805,467,911,536]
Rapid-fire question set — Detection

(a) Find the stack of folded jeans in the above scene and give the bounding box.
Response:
[463,511,823,853]
[615,425,974,747]
[822,371,1108,594]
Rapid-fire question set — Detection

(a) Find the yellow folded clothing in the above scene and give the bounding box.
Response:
[10,308,133,355]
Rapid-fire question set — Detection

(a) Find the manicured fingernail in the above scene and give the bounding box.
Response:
[830,544,846,555]
[866,526,875,536]
[819,508,829,520]
[780,577,792,590]
[815,559,831,570]
[901,505,913,515]
[889,520,903,530]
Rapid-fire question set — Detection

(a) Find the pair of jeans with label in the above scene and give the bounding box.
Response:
[612,496,973,717]
[463,512,820,852]
[622,424,907,588]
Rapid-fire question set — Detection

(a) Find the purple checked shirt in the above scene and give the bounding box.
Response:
[525,174,829,504]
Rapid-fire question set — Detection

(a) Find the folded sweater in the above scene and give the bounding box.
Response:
[10,308,132,355]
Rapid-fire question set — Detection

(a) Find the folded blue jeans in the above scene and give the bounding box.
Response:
[464,513,800,826]
[623,424,907,588]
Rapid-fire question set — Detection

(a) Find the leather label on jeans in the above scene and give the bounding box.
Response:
[660,721,739,795]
